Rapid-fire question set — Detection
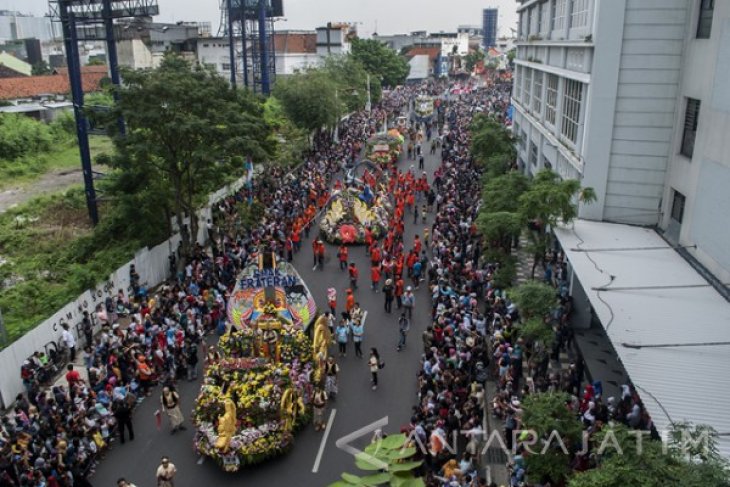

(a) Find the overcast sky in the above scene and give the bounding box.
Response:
[6,0,518,38]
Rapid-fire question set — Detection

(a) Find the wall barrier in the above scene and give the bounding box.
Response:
[0,173,250,408]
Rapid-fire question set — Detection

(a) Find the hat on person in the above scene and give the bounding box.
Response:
[385,279,392,285]
[406,286,412,291]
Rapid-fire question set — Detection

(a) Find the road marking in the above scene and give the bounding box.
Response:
[197,456,206,465]
[361,310,368,325]
[312,408,337,473]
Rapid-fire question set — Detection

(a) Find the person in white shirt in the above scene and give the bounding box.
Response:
[61,323,76,362]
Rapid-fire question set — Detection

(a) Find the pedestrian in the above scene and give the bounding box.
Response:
[325,356,340,399]
[160,386,186,434]
[371,263,381,292]
[383,279,394,313]
[81,311,93,347]
[112,396,135,444]
[185,340,199,381]
[336,318,350,357]
[338,244,349,270]
[395,277,404,309]
[117,478,138,487]
[418,154,425,170]
[397,313,410,351]
[156,457,177,487]
[351,315,365,358]
[403,286,415,319]
[413,203,419,224]
[348,262,359,290]
[327,287,337,315]
[312,387,328,431]
[369,348,383,390]
[345,288,355,314]
[61,323,76,362]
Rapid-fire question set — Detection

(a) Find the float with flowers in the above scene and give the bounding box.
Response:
[319,173,393,245]
[193,252,319,472]
[365,131,403,166]
[414,94,435,122]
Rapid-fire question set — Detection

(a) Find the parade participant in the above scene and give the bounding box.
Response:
[338,244,349,270]
[370,263,381,292]
[351,314,365,358]
[348,262,359,290]
[324,356,340,399]
[327,287,337,315]
[402,286,415,320]
[156,457,177,487]
[336,317,350,358]
[312,387,328,431]
[160,386,186,434]
[368,348,383,390]
[397,313,410,351]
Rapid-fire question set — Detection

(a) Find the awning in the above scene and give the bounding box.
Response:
[554,220,730,457]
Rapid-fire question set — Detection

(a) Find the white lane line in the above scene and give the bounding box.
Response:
[361,310,368,325]
[312,408,337,473]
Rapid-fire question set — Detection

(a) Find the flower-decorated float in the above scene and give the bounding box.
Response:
[414,94,435,122]
[320,164,393,245]
[365,131,404,167]
[193,251,326,472]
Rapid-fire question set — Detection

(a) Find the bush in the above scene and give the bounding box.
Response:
[0,113,54,160]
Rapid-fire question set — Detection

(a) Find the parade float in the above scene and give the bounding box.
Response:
[365,131,404,166]
[414,94,435,122]
[320,164,393,245]
[193,252,328,472]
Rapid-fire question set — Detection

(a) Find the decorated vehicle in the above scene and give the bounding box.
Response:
[414,94,435,121]
[193,252,319,472]
[320,163,393,245]
[365,132,403,166]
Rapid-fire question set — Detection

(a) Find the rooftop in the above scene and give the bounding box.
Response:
[0,71,106,101]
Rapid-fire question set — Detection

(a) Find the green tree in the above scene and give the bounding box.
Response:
[464,48,486,72]
[482,172,530,213]
[519,169,596,277]
[0,113,54,160]
[110,55,273,259]
[510,280,557,320]
[569,424,730,487]
[330,433,424,487]
[521,392,584,485]
[470,114,517,176]
[263,96,308,168]
[351,38,410,87]
[323,55,382,114]
[477,211,523,255]
[31,60,51,76]
[273,69,341,134]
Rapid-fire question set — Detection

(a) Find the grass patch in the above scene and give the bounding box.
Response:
[0,187,139,345]
[0,136,114,190]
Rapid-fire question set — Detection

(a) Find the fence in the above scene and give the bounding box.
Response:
[0,173,251,408]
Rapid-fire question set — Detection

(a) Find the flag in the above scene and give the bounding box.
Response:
[155,409,162,430]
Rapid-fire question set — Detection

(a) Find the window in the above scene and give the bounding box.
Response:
[532,71,543,115]
[553,0,567,32]
[680,98,700,158]
[570,0,590,29]
[514,66,522,101]
[540,2,550,34]
[520,130,527,150]
[697,0,714,38]
[561,79,583,144]
[530,6,540,36]
[543,155,553,170]
[514,121,521,144]
[523,68,533,109]
[529,141,538,166]
[545,74,558,125]
[671,190,686,223]
[222,63,231,70]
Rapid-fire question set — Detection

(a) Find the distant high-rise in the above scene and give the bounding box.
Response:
[482,8,498,48]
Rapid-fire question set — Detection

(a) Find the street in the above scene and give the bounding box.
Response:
[93,133,441,487]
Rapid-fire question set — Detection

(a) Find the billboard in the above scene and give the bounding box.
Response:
[230,0,284,19]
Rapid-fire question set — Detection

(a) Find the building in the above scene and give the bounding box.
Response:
[513,0,730,458]
[511,0,729,282]
[0,51,31,77]
[315,23,356,56]
[273,30,321,75]
[0,10,62,43]
[116,21,201,70]
[374,32,440,53]
[482,8,498,48]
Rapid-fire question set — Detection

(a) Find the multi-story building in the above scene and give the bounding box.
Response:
[512,0,728,282]
[0,10,62,43]
[315,23,356,56]
[482,8,499,48]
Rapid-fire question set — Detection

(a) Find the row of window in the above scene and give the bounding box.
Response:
[520,0,592,39]
[514,65,584,146]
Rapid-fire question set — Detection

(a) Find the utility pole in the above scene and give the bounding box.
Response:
[326,21,332,55]
[366,73,371,113]
[258,0,270,95]
[102,0,125,135]
[225,0,237,87]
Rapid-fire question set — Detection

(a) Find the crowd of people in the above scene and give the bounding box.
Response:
[0,87,413,487]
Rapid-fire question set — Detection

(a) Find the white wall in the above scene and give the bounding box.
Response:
[0,174,250,408]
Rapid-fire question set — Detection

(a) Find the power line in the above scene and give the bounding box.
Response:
[622,341,730,349]
[592,283,719,292]
[570,244,696,253]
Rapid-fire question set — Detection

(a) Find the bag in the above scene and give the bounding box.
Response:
[378,361,385,370]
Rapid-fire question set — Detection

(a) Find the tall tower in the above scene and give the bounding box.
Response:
[482,8,498,49]
[220,0,282,95]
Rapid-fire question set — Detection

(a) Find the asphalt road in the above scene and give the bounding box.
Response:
[93,136,441,487]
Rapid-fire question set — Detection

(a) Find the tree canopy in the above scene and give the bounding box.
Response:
[273,69,342,133]
[351,38,410,87]
[109,55,274,258]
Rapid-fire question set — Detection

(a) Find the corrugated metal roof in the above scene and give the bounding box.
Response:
[407,55,430,80]
[555,220,730,458]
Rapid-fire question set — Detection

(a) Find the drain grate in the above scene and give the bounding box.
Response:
[485,447,508,464]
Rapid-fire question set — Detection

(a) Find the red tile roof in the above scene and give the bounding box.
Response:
[0,72,107,101]
[273,33,316,54]
[405,46,440,61]
[53,65,109,76]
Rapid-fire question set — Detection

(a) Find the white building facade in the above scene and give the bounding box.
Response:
[512,0,729,282]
